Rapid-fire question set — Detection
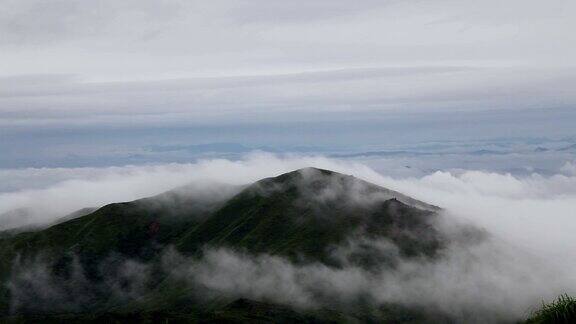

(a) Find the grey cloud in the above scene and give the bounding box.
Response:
[0,1,398,47]
[0,0,186,46]
[7,237,573,322]
[0,0,574,141]
[1,67,575,131]
[8,253,153,314]
[0,66,472,99]
[1,0,574,77]
[170,238,572,323]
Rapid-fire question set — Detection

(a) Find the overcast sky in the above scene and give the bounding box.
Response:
[1,0,575,167]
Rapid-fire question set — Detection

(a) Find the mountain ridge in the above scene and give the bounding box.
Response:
[0,167,451,322]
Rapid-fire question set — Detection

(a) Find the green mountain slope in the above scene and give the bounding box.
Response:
[176,168,443,264]
[0,168,450,322]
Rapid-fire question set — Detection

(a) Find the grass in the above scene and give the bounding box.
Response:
[527,294,576,324]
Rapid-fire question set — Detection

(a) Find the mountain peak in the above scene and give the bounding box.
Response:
[254,167,438,212]
[175,167,444,266]
[0,167,448,320]
[264,167,340,183]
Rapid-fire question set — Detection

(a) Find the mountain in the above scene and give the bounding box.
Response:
[330,150,422,158]
[0,168,453,323]
[0,207,98,234]
[534,147,549,152]
[175,168,443,264]
[468,149,507,155]
[557,143,576,152]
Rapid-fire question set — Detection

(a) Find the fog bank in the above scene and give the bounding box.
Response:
[2,154,576,322]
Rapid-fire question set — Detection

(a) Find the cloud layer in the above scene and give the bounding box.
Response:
[2,154,576,321]
[1,0,575,131]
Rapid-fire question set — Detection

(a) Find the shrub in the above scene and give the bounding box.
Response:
[526,294,576,324]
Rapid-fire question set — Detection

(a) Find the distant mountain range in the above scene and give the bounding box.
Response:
[331,144,576,159]
[0,168,486,322]
[145,143,324,154]
[143,141,576,160]
[557,143,576,152]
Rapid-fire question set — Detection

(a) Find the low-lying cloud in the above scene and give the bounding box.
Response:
[1,154,576,322]
[175,241,572,323]
[0,154,375,229]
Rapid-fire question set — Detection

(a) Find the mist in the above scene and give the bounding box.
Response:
[1,154,576,322]
[0,154,352,229]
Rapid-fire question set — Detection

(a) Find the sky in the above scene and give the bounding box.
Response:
[1,0,576,168]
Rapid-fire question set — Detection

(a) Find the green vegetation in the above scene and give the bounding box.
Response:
[0,168,448,322]
[526,295,576,324]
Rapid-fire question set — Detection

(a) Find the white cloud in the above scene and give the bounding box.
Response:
[2,154,576,321]
[561,160,576,176]
[171,239,573,323]
[0,154,374,228]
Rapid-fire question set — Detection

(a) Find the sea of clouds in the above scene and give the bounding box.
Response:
[1,153,576,322]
